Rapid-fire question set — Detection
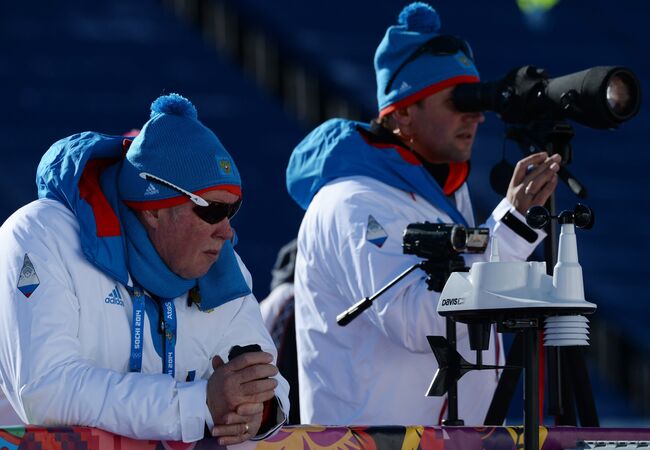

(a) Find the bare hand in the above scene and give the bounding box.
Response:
[211,407,263,446]
[507,152,561,214]
[206,352,278,445]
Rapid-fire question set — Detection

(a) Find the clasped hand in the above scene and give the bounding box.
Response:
[206,351,279,446]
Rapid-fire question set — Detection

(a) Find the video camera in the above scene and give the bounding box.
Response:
[452,65,641,129]
[402,223,489,292]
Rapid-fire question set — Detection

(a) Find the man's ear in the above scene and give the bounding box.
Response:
[392,107,413,136]
[138,209,161,229]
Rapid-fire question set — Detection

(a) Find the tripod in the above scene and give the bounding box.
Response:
[484,120,599,427]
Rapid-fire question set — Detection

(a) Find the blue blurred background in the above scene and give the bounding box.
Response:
[1,0,648,426]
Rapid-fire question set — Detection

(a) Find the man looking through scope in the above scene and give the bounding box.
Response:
[286,2,560,426]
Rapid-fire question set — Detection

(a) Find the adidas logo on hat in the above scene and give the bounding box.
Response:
[144,183,159,196]
[398,81,412,94]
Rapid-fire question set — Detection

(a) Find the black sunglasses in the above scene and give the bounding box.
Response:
[139,172,241,225]
[192,199,241,225]
[384,35,475,95]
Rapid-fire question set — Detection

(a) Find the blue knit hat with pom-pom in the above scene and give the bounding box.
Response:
[375,2,479,116]
[117,93,241,209]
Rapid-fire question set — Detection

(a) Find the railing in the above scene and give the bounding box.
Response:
[3,425,650,449]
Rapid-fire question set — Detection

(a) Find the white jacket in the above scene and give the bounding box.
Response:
[295,176,544,425]
[0,199,289,441]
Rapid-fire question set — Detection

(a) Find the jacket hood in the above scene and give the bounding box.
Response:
[37,132,128,282]
[286,119,468,225]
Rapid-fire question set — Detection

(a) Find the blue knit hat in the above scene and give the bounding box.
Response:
[375,2,480,116]
[118,93,241,209]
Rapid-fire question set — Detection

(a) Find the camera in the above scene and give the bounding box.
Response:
[452,65,641,129]
[403,223,489,292]
[403,223,489,259]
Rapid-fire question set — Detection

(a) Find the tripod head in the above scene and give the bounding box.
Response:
[336,223,489,326]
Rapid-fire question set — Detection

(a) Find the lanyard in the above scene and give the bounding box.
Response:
[129,285,145,373]
[160,298,177,377]
[128,284,177,378]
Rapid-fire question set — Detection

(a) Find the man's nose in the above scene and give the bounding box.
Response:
[212,217,234,240]
[464,111,485,123]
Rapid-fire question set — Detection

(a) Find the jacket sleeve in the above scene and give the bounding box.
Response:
[476,198,546,264]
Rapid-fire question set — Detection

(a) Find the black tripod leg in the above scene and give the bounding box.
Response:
[444,318,464,425]
[547,346,565,417]
[568,346,600,426]
[524,328,540,450]
[556,348,578,425]
[484,332,524,425]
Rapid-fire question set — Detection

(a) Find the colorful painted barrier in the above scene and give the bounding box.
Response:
[1,424,650,450]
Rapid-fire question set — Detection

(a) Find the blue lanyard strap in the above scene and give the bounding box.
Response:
[127,284,177,378]
[129,285,145,373]
[160,298,177,378]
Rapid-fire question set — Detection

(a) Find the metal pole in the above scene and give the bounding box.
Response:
[524,327,539,450]
[443,317,464,425]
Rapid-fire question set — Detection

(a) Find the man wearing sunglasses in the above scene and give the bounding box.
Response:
[0,94,288,444]
[287,3,559,426]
